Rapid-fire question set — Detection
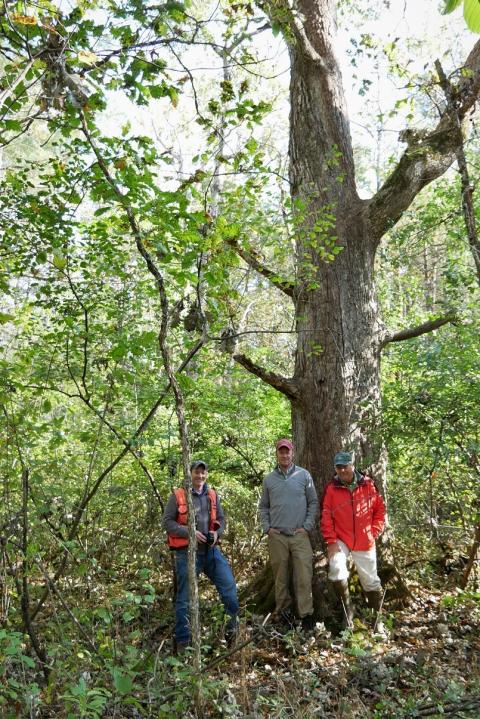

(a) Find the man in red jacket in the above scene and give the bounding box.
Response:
[320,451,386,633]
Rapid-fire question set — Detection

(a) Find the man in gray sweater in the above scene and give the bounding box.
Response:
[259,439,318,630]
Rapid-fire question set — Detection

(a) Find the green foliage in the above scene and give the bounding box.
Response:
[0,630,40,714]
[382,319,479,558]
[61,679,111,719]
[442,0,480,32]
[440,590,480,609]
[443,0,464,13]
[1,0,480,714]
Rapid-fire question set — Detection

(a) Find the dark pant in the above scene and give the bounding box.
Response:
[174,547,239,644]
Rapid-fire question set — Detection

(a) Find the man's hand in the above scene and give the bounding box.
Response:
[327,542,340,559]
[267,528,281,536]
[196,530,218,544]
[295,527,307,534]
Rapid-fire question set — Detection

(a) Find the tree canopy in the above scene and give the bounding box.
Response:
[1,0,479,716]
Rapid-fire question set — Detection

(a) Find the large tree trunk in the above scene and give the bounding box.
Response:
[288,0,383,488]
[233,2,480,481]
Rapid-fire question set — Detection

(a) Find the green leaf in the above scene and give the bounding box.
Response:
[112,669,133,695]
[0,313,15,324]
[169,87,179,108]
[245,137,258,154]
[464,0,480,31]
[442,0,462,13]
[149,84,169,99]
[3,119,23,131]
[271,21,282,36]
[96,607,112,623]
[52,250,67,270]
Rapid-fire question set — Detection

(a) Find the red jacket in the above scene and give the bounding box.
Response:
[320,475,385,551]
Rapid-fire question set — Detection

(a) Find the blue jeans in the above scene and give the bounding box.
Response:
[174,547,239,644]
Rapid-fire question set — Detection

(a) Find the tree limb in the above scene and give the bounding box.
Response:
[233,353,298,399]
[80,38,229,75]
[226,237,295,297]
[380,313,457,348]
[368,40,480,243]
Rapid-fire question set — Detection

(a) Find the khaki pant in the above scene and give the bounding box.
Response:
[328,539,381,592]
[268,532,313,618]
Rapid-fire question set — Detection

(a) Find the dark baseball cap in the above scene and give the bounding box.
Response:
[190,460,208,471]
[334,451,354,466]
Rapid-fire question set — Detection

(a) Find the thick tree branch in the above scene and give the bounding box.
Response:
[233,353,298,399]
[380,313,457,348]
[368,40,480,242]
[226,237,295,297]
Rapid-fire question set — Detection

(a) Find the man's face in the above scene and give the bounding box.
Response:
[191,465,207,489]
[335,464,354,483]
[276,446,294,469]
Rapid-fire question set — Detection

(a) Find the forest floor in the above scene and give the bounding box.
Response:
[150,584,480,719]
[3,575,479,717]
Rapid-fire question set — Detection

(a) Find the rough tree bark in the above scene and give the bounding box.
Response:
[232,0,480,607]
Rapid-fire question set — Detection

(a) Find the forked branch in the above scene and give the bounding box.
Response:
[369,40,480,243]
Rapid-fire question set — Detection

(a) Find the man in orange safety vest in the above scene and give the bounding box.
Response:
[163,460,239,652]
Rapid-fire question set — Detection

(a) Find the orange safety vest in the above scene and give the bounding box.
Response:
[167,487,220,549]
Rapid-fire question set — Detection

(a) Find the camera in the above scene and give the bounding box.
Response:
[206,531,215,546]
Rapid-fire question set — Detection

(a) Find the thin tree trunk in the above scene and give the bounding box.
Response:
[20,468,49,681]
[435,60,480,286]
[460,519,480,589]
[79,111,204,705]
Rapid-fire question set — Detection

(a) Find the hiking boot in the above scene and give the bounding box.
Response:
[225,621,238,647]
[301,614,315,632]
[332,580,354,630]
[365,589,388,638]
[175,641,189,655]
[365,589,382,612]
[225,629,237,647]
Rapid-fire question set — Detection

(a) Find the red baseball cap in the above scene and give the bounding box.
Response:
[276,438,293,450]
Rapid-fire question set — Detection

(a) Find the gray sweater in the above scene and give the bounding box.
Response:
[259,464,318,535]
